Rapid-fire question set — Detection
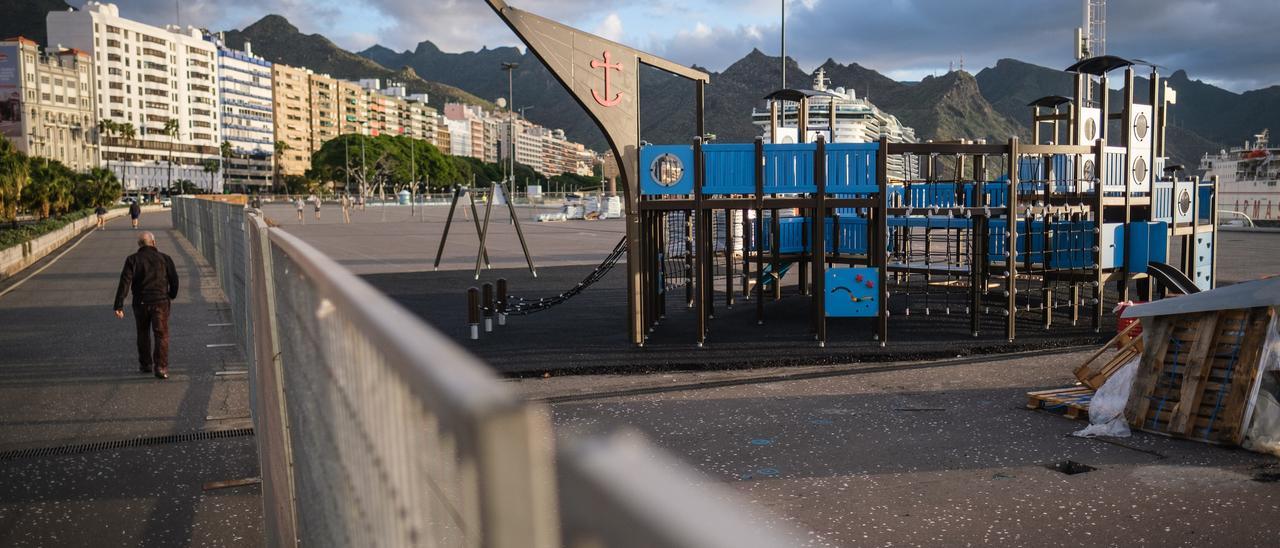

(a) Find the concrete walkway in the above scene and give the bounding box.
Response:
[0,210,263,546]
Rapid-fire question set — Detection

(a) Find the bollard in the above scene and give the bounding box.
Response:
[482,282,495,332]
[467,287,481,340]
[496,278,508,326]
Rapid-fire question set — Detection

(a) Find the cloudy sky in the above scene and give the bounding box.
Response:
[79,0,1280,92]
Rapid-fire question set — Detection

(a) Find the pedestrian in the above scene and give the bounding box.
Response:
[95,205,108,230]
[295,197,304,221]
[312,194,322,220]
[341,194,351,224]
[129,200,141,229]
[114,231,179,380]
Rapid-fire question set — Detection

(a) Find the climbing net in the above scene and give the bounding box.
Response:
[501,236,628,316]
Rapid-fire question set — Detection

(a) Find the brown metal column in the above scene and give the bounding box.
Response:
[693,137,707,346]
[755,138,766,324]
[876,136,889,345]
[1006,138,1019,341]
[814,136,828,346]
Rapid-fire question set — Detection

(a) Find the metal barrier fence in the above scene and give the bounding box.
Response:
[172,197,794,548]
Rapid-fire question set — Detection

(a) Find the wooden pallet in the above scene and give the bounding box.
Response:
[1074,320,1144,389]
[1125,307,1274,445]
[1027,386,1095,420]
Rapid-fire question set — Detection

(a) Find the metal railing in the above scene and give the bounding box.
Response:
[172,197,794,548]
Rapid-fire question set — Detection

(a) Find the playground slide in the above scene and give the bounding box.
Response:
[1147,262,1202,295]
[759,262,794,289]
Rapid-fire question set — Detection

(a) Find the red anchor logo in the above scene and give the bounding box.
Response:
[590,50,623,107]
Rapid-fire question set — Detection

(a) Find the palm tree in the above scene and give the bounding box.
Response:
[0,138,31,226]
[273,139,290,194]
[80,167,122,208]
[219,141,233,195]
[96,119,118,181]
[161,118,180,193]
[202,159,220,192]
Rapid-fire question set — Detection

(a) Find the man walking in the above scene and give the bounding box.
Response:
[129,200,141,229]
[114,231,180,379]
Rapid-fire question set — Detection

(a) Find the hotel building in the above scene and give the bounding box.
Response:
[48,1,222,192]
[0,36,99,171]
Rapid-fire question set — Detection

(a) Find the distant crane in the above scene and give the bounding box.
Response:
[1076,0,1106,102]
[1077,0,1106,60]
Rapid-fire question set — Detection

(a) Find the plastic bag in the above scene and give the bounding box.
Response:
[1243,309,1280,455]
[1073,355,1140,438]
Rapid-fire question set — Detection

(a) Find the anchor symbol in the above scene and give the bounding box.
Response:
[590,50,623,107]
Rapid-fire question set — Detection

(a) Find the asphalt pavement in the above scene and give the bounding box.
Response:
[519,348,1280,547]
[0,211,262,546]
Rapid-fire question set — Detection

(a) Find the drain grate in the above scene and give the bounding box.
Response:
[0,427,254,461]
[1045,459,1096,475]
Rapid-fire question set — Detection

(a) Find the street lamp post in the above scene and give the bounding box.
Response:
[502,62,519,185]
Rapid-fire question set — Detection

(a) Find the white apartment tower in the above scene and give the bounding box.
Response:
[210,33,273,191]
[47,2,222,192]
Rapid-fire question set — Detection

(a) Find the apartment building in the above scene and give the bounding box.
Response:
[337,79,367,135]
[0,37,99,171]
[443,103,487,160]
[212,36,273,190]
[48,2,222,192]
[270,62,312,176]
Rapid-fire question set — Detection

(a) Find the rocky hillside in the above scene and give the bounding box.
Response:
[223,15,490,110]
[0,0,71,47]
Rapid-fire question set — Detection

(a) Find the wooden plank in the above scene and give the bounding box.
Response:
[1221,307,1274,444]
[1074,321,1143,387]
[1126,317,1177,429]
[1169,312,1224,435]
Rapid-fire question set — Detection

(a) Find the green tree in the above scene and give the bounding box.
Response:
[23,160,74,219]
[75,167,123,209]
[202,159,220,192]
[170,179,200,195]
[0,137,31,226]
[309,134,464,193]
[161,118,179,191]
[273,140,290,193]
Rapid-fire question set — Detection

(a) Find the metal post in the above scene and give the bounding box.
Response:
[501,181,537,277]
[876,136,889,345]
[496,278,508,326]
[467,286,481,339]
[434,185,462,271]
[693,137,706,347]
[482,282,495,332]
[814,135,827,347]
[475,184,496,280]
[755,137,766,324]
[1007,137,1019,341]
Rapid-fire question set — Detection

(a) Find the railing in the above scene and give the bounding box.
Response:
[172,197,793,548]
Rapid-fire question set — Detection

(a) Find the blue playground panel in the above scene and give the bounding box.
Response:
[758,217,871,255]
[640,145,695,195]
[701,143,756,195]
[825,267,880,317]
[825,143,879,194]
[640,142,881,197]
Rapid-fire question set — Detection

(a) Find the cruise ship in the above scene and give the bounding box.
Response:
[1199,129,1279,221]
[751,69,918,178]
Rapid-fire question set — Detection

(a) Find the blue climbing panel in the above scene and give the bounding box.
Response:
[826,267,880,317]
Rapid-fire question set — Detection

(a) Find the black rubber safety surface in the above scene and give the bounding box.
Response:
[364,264,1115,375]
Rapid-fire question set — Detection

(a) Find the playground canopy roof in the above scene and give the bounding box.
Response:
[1065,55,1135,75]
[1027,95,1074,108]
[763,89,844,102]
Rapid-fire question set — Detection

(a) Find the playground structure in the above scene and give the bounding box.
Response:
[485,0,1218,348]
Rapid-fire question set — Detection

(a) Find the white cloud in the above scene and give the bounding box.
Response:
[595,13,625,42]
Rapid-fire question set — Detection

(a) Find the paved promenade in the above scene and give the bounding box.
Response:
[0,211,262,546]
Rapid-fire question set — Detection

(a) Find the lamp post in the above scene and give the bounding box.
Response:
[501,62,519,185]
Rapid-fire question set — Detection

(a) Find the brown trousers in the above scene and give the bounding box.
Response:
[133,300,171,373]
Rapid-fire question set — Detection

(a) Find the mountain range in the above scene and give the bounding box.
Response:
[7,4,1280,169]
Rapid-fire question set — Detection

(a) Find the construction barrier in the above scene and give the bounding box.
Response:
[172,197,793,548]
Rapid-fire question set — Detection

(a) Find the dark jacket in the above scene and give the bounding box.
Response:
[129,202,141,218]
[114,246,179,310]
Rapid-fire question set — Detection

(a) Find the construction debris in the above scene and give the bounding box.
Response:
[1031,276,1280,452]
